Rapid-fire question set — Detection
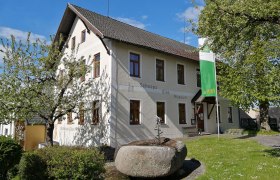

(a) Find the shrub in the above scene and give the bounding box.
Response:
[19,146,105,180]
[18,152,47,180]
[0,136,22,180]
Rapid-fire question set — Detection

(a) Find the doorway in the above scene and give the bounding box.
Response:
[195,103,204,131]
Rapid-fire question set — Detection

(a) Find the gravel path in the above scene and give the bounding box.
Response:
[248,135,280,148]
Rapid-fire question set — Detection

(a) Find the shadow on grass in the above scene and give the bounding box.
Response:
[105,159,203,180]
[234,134,257,139]
[264,148,280,157]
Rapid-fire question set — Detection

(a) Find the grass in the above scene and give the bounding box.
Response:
[185,136,280,180]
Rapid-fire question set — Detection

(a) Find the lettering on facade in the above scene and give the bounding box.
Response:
[174,95,188,99]
[162,89,170,95]
[128,83,134,92]
[140,83,157,90]
[60,127,77,131]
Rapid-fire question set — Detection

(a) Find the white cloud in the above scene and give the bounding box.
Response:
[115,17,146,29]
[177,6,204,21]
[0,26,47,42]
[141,15,148,20]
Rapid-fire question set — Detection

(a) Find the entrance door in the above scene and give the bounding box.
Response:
[195,103,204,131]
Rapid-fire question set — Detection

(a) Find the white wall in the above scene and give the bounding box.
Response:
[54,17,112,147]
[110,41,201,146]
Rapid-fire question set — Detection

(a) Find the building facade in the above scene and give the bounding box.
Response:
[53,4,240,147]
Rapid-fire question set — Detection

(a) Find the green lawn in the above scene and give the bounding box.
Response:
[185,136,280,180]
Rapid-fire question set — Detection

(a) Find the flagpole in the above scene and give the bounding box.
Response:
[213,54,220,139]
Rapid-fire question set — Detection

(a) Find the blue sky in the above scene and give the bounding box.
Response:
[0,0,204,60]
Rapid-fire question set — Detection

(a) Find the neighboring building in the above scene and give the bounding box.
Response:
[53,4,240,147]
[240,108,280,131]
[0,121,15,137]
[0,117,46,150]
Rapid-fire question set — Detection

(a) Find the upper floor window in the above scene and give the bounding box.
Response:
[93,53,100,78]
[130,100,140,125]
[81,30,86,43]
[71,36,76,50]
[130,53,140,77]
[92,100,100,125]
[177,64,185,84]
[156,59,164,81]
[179,103,186,124]
[67,112,73,124]
[228,107,233,123]
[80,59,86,82]
[196,68,201,87]
[157,102,165,124]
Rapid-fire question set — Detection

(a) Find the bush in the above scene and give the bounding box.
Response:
[0,136,22,180]
[19,152,47,180]
[18,146,105,180]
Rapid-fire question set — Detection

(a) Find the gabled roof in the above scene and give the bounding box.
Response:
[55,4,199,61]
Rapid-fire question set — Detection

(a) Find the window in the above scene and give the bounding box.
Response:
[79,103,84,125]
[71,36,76,50]
[92,100,100,125]
[196,68,201,87]
[80,59,86,82]
[130,53,140,77]
[156,59,164,81]
[157,102,165,124]
[93,53,100,78]
[67,112,73,124]
[59,69,64,85]
[228,107,233,123]
[177,64,185,84]
[130,100,140,125]
[57,109,62,124]
[81,30,86,43]
[216,106,221,123]
[179,103,186,124]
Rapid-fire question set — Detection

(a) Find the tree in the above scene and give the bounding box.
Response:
[197,0,280,130]
[0,34,96,145]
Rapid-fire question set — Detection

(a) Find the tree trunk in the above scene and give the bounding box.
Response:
[46,122,54,146]
[259,101,271,131]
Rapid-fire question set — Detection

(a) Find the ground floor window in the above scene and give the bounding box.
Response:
[130,100,140,125]
[79,103,85,125]
[179,103,186,124]
[228,107,233,123]
[157,102,165,124]
[216,105,221,123]
[92,100,100,125]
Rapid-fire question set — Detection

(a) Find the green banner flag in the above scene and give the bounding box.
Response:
[199,38,217,97]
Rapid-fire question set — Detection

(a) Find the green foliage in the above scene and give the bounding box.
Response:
[18,152,47,180]
[19,146,105,180]
[197,0,280,129]
[186,136,280,179]
[0,136,22,180]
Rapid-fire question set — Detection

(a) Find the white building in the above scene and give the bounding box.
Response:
[53,4,240,147]
[0,122,15,137]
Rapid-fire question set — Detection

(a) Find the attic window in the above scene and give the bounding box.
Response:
[71,36,76,50]
[81,30,86,43]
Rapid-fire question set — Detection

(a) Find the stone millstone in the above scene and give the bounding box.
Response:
[114,138,187,178]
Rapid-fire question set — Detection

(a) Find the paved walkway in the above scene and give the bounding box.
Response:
[248,135,280,148]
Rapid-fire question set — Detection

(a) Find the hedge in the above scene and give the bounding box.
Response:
[19,146,105,180]
[0,136,22,180]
